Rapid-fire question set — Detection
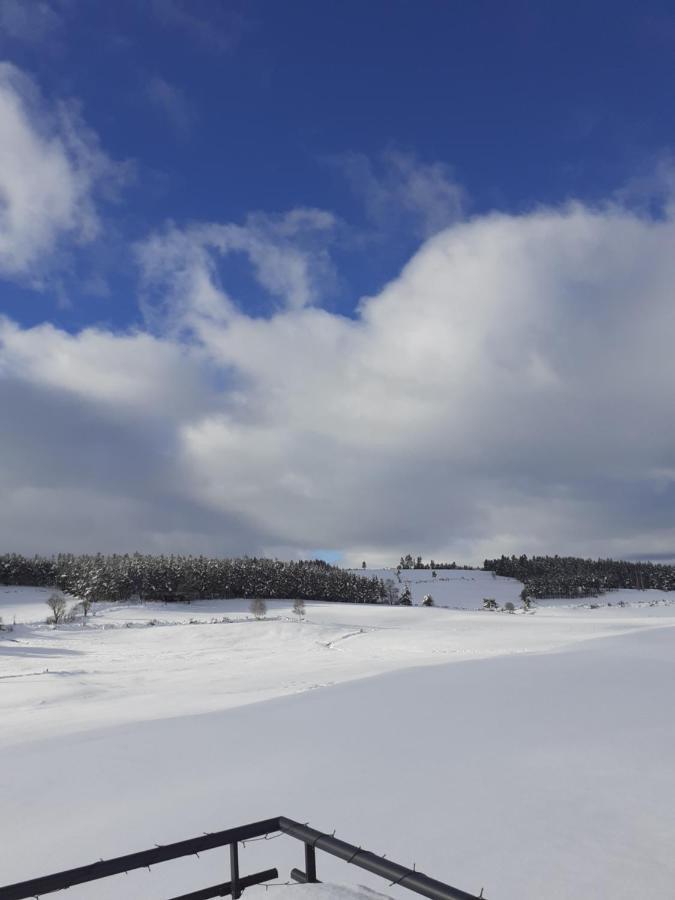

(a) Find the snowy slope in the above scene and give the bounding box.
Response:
[353,568,523,608]
[1,627,675,899]
[2,583,675,899]
[2,585,674,746]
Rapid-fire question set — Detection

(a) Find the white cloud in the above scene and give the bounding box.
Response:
[0,63,122,284]
[336,149,466,238]
[150,0,247,52]
[137,208,337,333]
[4,193,675,562]
[0,0,63,45]
[145,75,193,135]
[0,317,207,415]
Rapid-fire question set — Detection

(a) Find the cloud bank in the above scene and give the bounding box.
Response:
[3,174,675,562]
[1,61,674,563]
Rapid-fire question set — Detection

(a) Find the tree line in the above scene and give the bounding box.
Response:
[484,554,675,600]
[398,554,476,570]
[0,553,385,604]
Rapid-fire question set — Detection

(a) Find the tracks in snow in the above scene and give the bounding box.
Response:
[320,628,371,650]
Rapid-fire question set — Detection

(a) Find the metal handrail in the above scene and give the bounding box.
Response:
[279,818,481,900]
[0,815,485,900]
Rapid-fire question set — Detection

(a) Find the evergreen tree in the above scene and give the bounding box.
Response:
[0,553,387,605]
[399,586,412,606]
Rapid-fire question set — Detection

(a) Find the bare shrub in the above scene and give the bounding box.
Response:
[80,597,93,621]
[46,592,67,625]
[382,578,399,605]
[250,597,267,620]
[292,597,305,621]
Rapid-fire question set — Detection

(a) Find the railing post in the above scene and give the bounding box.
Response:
[230,843,240,899]
[304,843,317,883]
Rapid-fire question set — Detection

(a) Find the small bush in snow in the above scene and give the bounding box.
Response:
[504,602,515,613]
[46,592,67,625]
[80,597,93,621]
[293,597,305,621]
[63,604,80,624]
[382,578,399,605]
[422,594,434,606]
[69,601,84,620]
[482,598,498,610]
[250,597,267,619]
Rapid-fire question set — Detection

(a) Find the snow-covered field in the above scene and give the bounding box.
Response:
[354,567,525,609]
[2,573,675,899]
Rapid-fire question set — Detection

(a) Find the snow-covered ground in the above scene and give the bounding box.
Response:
[2,581,673,747]
[2,576,675,899]
[272,886,393,900]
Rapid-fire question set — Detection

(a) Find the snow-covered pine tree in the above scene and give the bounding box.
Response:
[0,552,388,605]
[399,585,412,605]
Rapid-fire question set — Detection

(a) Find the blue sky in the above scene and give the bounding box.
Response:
[4,1,675,330]
[2,1,675,563]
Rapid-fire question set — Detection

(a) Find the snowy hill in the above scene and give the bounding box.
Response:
[353,567,523,608]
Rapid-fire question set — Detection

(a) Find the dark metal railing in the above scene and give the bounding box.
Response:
[278,818,481,900]
[0,815,485,900]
